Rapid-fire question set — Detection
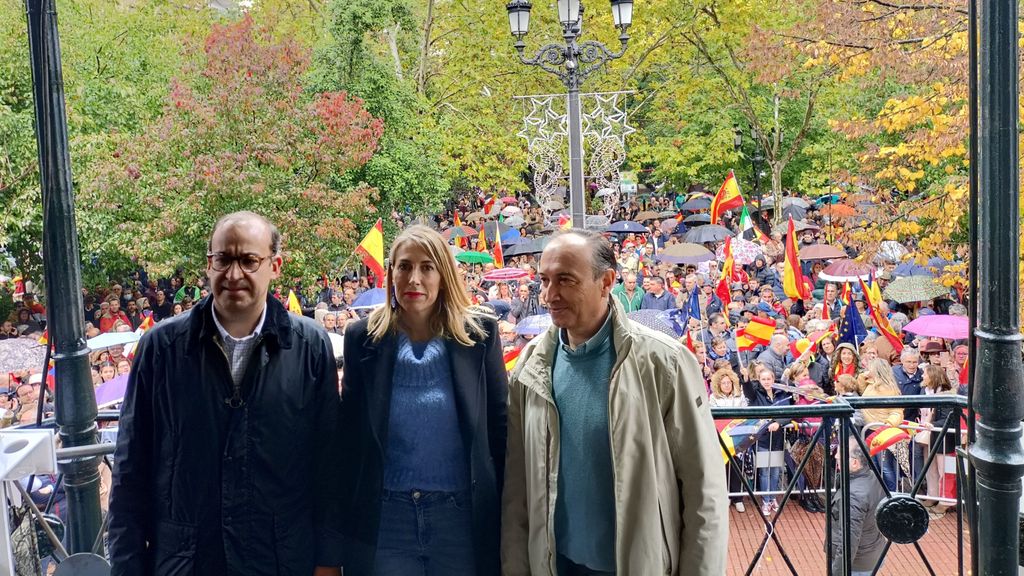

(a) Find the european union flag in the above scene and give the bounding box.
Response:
[838,300,868,347]
[667,287,703,337]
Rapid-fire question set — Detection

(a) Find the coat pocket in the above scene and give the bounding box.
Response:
[657,503,674,575]
[153,519,197,576]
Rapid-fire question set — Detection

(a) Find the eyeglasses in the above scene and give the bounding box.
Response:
[207,252,273,273]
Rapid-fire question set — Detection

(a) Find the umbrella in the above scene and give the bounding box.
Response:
[585,215,610,229]
[883,276,948,304]
[660,219,684,235]
[605,221,649,233]
[892,262,934,278]
[818,204,858,218]
[903,314,970,340]
[656,242,715,264]
[679,197,712,212]
[466,211,485,222]
[483,221,516,241]
[95,374,129,409]
[781,205,807,220]
[818,259,875,283]
[877,240,909,262]
[455,251,495,265]
[684,225,732,244]
[772,219,819,236]
[500,235,527,246]
[0,338,48,373]
[440,226,478,241]
[815,194,842,205]
[501,196,519,205]
[87,331,141,351]
[501,206,523,218]
[505,236,553,257]
[543,200,564,211]
[718,417,772,464]
[715,237,761,266]
[626,310,678,338]
[659,210,679,218]
[595,188,616,198]
[683,214,711,225]
[635,210,661,222]
[801,244,848,260]
[515,314,552,335]
[350,288,387,310]
[782,197,811,209]
[503,215,526,228]
[482,268,531,282]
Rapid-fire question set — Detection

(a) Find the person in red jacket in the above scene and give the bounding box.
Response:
[98,297,130,333]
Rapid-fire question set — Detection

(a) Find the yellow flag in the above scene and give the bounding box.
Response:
[287,290,303,315]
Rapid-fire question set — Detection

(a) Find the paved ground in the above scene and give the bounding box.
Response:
[727,501,970,575]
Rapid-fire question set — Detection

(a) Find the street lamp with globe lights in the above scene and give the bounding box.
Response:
[505,0,633,228]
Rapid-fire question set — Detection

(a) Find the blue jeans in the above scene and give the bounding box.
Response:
[374,489,476,576]
[758,466,782,504]
[874,450,899,492]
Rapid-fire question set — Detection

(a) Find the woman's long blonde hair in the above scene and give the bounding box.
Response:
[367,225,487,346]
[865,358,901,395]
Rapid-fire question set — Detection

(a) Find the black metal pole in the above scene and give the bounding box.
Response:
[24,0,103,553]
[969,0,1024,573]
[965,0,979,572]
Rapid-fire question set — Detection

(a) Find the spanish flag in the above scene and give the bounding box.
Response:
[355,219,386,288]
[859,277,904,354]
[138,312,155,333]
[866,424,911,457]
[710,170,744,224]
[286,290,303,315]
[820,300,830,321]
[483,193,497,216]
[783,217,811,300]
[493,226,504,268]
[840,282,852,305]
[558,213,572,230]
[476,229,488,252]
[37,330,48,345]
[503,348,521,372]
[736,329,756,352]
[744,316,775,346]
[453,212,466,248]
[715,237,733,323]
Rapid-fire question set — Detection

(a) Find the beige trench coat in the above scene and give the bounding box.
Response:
[501,300,729,575]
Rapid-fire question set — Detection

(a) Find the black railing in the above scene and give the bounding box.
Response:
[713,394,970,576]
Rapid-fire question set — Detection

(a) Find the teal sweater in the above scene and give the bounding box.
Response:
[552,311,617,572]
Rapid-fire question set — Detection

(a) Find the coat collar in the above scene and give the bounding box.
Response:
[189,295,293,351]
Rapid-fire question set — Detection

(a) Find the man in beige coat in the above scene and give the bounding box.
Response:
[501,230,728,576]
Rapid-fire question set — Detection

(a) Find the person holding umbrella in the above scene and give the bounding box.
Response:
[339,225,508,575]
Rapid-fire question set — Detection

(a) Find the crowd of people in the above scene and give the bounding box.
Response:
[0,185,972,574]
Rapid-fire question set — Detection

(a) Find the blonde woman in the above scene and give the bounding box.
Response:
[709,368,747,408]
[339,225,508,576]
[860,358,904,491]
[920,365,957,515]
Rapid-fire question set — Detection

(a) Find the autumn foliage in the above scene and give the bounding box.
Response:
[81,16,384,279]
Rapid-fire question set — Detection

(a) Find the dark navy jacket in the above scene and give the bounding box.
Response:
[107,296,343,575]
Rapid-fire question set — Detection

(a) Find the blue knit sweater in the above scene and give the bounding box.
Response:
[552,311,617,571]
[383,334,469,492]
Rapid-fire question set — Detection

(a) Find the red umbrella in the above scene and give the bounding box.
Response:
[801,244,848,260]
[818,259,875,282]
[501,196,519,205]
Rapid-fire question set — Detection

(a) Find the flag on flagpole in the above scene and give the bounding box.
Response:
[558,213,572,230]
[716,237,734,324]
[37,330,48,345]
[286,290,303,315]
[744,316,775,346]
[710,171,744,224]
[493,226,504,268]
[783,217,811,300]
[736,329,757,352]
[355,218,386,288]
[476,229,488,252]
[820,299,831,321]
[738,205,769,243]
[453,212,466,248]
[137,312,155,333]
[859,278,904,354]
[503,348,521,372]
[840,282,852,305]
[483,193,497,216]
[837,297,868,347]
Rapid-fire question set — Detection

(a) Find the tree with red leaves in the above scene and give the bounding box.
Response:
[81,16,384,281]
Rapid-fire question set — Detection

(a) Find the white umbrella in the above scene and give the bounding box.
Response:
[501,205,523,216]
[87,331,141,351]
[877,240,909,263]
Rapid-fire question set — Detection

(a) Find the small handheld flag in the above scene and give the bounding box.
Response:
[782,217,811,300]
[356,219,386,288]
[710,171,744,224]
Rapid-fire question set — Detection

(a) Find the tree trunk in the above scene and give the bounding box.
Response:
[770,162,784,225]
[385,23,403,81]
[416,0,436,94]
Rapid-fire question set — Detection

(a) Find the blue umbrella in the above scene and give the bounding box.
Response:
[606,220,649,233]
[501,236,528,246]
[892,262,934,278]
[350,288,387,310]
[515,314,552,335]
[679,197,712,212]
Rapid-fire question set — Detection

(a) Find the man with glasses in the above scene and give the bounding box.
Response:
[108,211,344,576]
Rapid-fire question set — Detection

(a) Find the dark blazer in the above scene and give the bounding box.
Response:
[107,296,344,576]
[338,314,508,576]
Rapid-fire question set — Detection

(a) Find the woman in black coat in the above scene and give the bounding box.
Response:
[339,225,508,576]
[742,363,792,516]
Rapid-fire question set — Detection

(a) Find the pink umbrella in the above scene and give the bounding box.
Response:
[903,314,969,340]
[482,268,531,282]
[819,259,875,282]
[716,237,761,265]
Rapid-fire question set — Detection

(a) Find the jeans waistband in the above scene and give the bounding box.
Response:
[380,488,470,504]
